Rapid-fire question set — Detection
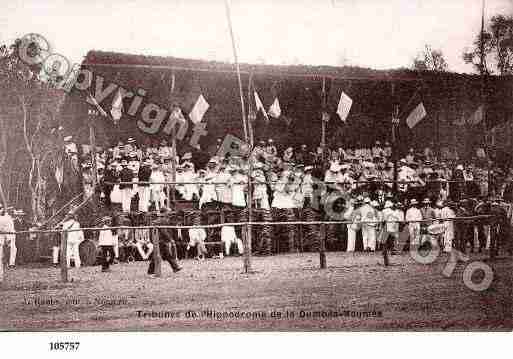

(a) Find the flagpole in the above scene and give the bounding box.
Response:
[391,82,399,193]
[225,0,252,273]
[321,77,327,167]
[224,0,249,143]
[480,0,491,195]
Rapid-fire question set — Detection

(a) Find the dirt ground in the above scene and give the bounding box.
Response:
[1,251,512,331]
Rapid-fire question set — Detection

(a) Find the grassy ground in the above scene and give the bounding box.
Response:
[1,251,512,331]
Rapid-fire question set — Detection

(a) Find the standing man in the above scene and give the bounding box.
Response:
[215,162,233,210]
[148,211,182,276]
[98,216,116,272]
[119,160,134,212]
[138,158,152,212]
[405,199,423,248]
[0,205,15,281]
[360,198,378,251]
[13,210,28,266]
[382,201,404,254]
[344,198,360,253]
[61,212,84,269]
[3,207,16,268]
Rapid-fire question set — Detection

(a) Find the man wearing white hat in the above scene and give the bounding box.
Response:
[252,164,269,210]
[215,162,232,209]
[343,198,360,252]
[150,161,167,211]
[382,201,403,253]
[199,160,218,210]
[61,212,84,269]
[360,197,378,251]
[405,199,422,246]
[440,200,456,252]
[182,162,199,202]
[229,166,247,208]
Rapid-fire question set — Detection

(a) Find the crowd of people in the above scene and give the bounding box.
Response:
[71,136,512,255]
[2,135,512,278]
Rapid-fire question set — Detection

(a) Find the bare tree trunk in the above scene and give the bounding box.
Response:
[0,116,8,208]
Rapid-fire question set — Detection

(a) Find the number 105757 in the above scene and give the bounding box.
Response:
[49,342,80,351]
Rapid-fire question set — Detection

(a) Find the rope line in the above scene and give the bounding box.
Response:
[0,215,496,235]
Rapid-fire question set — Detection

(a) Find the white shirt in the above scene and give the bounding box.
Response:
[199,173,218,208]
[0,214,15,244]
[360,204,378,227]
[221,226,238,243]
[98,226,115,246]
[405,207,423,223]
[188,228,207,246]
[382,208,404,233]
[215,171,232,204]
[230,173,247,207]
[62,219,84,244]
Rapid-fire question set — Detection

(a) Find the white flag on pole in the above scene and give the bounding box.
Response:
[336,92,353,122]
[254,91,270,122]
[268,97,281,119]
[110,90,123,121]
[406,102,427,129]
[189,94,210,124]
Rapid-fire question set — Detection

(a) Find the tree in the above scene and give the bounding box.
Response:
[0,37,65,222]
[413,45,449,72]
[463,15,513,75]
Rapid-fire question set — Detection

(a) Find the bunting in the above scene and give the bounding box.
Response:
[336,92,353,122]
[189,94,210,124]
[405,102,427,129]
[268,97,281,119]
[110,90,123,123]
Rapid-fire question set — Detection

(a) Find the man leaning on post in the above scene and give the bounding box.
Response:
[148,209,182,276]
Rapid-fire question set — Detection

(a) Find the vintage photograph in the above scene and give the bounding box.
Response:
[0,0,512,334]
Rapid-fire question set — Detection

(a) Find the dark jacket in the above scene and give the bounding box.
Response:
[119,167,134,190]
[138,165,152,187]
[153,217,175,244]
[103,168,118,189]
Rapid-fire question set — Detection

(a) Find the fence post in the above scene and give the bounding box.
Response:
[60,230,68,282]
[319,223,327,269]
[0,239,4,284]
[153,228,162,277]
[298,209,304,252]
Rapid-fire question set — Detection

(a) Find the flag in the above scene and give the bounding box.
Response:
[110,90,123,121]
[189,94,209,124]
[86,93,108,117]
[216,134,251,159]
[336,92,353,122]
[254,91,270,122]
[268,97,281,119]
[467,105,484,125]
[406,102,427,129]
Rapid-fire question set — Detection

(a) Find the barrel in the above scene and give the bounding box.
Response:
[79,238,98,266]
